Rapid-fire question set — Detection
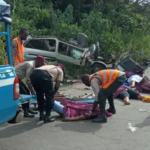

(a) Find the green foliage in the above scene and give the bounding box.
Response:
[1,0,150,69]
[0,40,6,65]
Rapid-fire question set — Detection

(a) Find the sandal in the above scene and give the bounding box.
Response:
[142,96,150,102]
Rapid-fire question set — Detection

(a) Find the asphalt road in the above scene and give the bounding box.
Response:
[0,69,150,150]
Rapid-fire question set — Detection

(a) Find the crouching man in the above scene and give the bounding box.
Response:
[81,69,126,123]
[30,64,65,123]
[15,56,46,118]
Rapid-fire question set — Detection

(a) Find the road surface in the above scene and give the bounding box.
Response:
[0,69,150,150]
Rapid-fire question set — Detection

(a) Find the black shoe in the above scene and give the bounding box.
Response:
[28,109,38,115]
[24,112,35,118]
[92,117,107,123]
[44,117,55,123]
[92,99,107,123]
[107,108,116,114]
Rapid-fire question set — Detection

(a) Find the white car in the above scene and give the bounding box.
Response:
[24,36,85,66]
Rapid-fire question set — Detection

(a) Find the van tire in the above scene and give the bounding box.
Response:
[91,63,106,74]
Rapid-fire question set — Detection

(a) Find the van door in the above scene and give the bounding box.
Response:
[0,66,18,124]
[56,41,83,66]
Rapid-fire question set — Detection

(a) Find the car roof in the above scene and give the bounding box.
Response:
[29,36,58,39]
[27,36,70,43]
[25,36,84,51]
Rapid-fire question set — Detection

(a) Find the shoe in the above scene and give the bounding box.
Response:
[92,99,107,123]
[92,117,107,123]
[44,117,55,123]
[24,112,35,118]
[107,108,116,114]
[28,109,38,115]
[124,100,131,105]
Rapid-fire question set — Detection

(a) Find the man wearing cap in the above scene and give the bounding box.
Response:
[15,56,46,118]
[30,63,65,123]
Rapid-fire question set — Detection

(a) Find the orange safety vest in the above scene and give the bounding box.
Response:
[6,37,24,66]
[89,69,121,89]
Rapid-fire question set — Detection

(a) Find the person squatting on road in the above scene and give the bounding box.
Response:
[30,64,65,123]
[15,56,46,118]
[81,69,126,123]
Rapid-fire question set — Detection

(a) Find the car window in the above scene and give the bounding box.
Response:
[67,46,83,59]
[42,39,56,52]
[25,39,56,52]
[25,39,43,49]
[58,42,68,55]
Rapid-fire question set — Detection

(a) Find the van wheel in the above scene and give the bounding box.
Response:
[91,63,106,74]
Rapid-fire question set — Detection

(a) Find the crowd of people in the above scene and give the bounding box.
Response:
[8,27,150,124]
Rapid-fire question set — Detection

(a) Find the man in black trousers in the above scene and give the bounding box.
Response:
[30,64,65,123]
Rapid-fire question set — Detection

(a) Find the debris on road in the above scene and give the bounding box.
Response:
[138,109,146,112]
[128,123,138,132]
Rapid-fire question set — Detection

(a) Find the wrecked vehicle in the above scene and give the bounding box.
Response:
[115,52,150,74]
[24,33,115,73]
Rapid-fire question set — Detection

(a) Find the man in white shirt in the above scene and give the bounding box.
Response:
[30,64,65,123]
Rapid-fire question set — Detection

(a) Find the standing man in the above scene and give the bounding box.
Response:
[6,27,29,66]
[15,56,46,118]
[81,69,126,123]
[30,64,65,123]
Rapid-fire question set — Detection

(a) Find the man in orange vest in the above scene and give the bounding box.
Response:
[81,69,126,123]
[6,27,29,66]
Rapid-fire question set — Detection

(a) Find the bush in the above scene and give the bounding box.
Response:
[0,40,6,65]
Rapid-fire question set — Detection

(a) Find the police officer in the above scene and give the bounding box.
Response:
[30,64,65,123]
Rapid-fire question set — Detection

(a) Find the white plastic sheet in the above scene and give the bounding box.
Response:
[128,123,138,132]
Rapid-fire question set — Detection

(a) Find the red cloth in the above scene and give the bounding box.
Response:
[61,99,112,118]
[35,55,46,65]
[57,63,65,73]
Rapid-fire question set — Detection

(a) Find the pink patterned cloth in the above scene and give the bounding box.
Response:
[113,85,128,98]
[136,76,150,93]
[60,99,112,118]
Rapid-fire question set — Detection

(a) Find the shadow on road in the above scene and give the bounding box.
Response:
[55,120,102,133]
[136,115,150,128]
[0,118,43,138]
